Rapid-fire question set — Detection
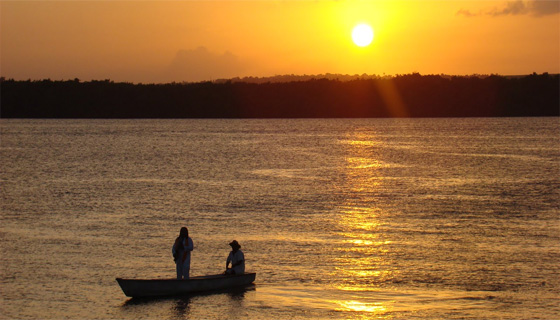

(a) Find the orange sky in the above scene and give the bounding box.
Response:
[1,0,559,83]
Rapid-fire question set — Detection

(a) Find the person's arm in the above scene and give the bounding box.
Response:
[181,238,193,263]
[226,252,232,270]
[185,238,194,252]
[172,240,178,261]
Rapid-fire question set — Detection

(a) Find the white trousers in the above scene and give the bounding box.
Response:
[176,257,191,280]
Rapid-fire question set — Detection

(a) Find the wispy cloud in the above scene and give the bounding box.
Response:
[457,0,560,17]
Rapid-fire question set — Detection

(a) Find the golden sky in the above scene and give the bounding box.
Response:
[1,0,559,83]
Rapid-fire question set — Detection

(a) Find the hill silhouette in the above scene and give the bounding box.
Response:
[1,73,558,118]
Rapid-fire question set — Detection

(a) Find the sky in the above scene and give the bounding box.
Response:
[1,0,559,83]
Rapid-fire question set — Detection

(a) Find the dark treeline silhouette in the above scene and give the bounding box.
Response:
[1,73,558,118]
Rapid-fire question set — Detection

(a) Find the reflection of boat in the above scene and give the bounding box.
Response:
[116,273,256,298]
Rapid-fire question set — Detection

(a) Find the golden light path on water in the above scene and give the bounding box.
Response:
[329,130,396,317]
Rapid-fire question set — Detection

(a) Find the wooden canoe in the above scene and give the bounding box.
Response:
[116,273,256,298]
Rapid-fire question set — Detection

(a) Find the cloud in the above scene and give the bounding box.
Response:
[531,0,560,16]
[162,47,252,82]
[457,0,560,17]
[488,0,528,16]
[456,8,478,17]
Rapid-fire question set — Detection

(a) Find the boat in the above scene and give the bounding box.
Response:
[116,273,256,298]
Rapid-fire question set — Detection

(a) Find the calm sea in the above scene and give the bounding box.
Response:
[1,118,559,319]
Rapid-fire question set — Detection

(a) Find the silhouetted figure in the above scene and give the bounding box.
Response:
[225,240,245,275]
[172,227,194,280]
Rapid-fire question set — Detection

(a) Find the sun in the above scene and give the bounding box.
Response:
[352,24,374,47]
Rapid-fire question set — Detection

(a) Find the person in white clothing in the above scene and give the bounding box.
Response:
[172,227,194,280]
[225,240,245,275]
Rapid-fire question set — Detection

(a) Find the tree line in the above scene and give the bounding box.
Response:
[1,73,558,118]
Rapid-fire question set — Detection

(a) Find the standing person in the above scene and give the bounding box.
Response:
[172,227,194,280]
[225,240,245,275]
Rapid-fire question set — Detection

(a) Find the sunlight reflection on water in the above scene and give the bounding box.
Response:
[329,129,396,316]
[332,300,390,317]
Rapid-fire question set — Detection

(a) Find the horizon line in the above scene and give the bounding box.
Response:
[1,72,557,85]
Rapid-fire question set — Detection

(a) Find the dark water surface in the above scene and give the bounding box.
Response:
[1,118,559,319]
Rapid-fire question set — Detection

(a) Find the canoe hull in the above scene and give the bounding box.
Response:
[116,273,256,298]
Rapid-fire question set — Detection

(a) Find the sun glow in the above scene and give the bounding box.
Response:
[351,23,374,47]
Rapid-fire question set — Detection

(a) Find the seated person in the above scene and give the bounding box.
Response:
[225,240,245,275]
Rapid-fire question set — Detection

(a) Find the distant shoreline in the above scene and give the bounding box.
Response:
[1,73,558,118]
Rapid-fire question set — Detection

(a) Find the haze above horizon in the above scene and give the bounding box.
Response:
[1,0,559,84]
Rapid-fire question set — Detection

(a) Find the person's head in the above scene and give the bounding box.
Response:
[179,227,189,238]
[229,240,241,251]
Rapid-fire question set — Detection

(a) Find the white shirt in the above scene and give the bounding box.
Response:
[227,250,245,274]
[172,237,193,264]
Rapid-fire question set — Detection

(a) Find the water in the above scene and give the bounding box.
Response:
[1,118,559,319]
